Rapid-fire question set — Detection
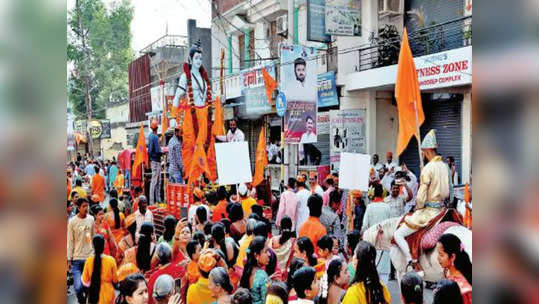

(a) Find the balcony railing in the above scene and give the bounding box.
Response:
[357,15,472,72]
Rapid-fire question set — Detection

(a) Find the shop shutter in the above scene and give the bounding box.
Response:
[399,94,462,182]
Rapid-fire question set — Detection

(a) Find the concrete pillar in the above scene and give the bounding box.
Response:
[461,90,472,183]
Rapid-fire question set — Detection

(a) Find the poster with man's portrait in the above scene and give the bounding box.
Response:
[280,44,318,143]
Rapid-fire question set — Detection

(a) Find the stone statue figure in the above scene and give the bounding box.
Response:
[172,39,211,108]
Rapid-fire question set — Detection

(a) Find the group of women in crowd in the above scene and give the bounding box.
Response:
[70,183,471,304]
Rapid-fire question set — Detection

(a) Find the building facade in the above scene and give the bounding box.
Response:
[210,0,472,187]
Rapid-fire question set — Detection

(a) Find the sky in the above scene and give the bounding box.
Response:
[67,0,212,55]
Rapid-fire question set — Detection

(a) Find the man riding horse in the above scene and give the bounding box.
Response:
[393,129,454,277]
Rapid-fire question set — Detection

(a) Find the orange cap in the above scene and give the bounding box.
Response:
[150,119,159,130]
[117,263,140,282]
[296,175,305,183]
[197,250,217,273]
[386,151,393,157]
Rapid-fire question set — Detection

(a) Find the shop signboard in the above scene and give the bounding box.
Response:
[318,71,339,107]
[325,0,361,36]
[280,44,318,143]
[307,0,331,43]
[240,64,276,116]
[329,109,366,171]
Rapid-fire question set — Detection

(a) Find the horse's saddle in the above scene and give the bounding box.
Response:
[393,208,463,259]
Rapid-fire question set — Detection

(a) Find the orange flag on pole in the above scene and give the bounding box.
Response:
[261,67,277,104]
[395,27,425,156]
[252,127,268,187]
[188,143,211,183]
[182,108,195,179]
[161,113,169,138]
[132,124,148,176]
[207,136,217,182]
[212,97,225,136]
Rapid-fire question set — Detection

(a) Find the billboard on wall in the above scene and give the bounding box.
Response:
[325,0,361,36]
[318,71,339,108]
[280,44,318,143]
[307,0,331,43]
[329,109,366,171]
[239,63,276,116]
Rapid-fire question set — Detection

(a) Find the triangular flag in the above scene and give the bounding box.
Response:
[188,143,211,183]
[212,97,225,136]
[261,67,277,104]
[252,127,268,187]
[132,124,148,176]
[182,108,195,179]
[395,27,425,156]
[207,136,218,182]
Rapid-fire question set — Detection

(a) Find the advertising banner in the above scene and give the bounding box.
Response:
[285,101,317,144]
[318,71,339,107]
[280,44,318,143]
[325,0,361,36]
[329,109,366,170]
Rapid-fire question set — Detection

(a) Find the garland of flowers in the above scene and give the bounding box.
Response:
[182,62,212,107]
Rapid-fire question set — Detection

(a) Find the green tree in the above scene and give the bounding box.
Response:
[67,0,134,121]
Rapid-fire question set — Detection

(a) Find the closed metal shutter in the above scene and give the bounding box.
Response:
[399,93,462,181]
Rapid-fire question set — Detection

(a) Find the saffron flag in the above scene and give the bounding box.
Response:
[161,113,169,138]
[207,136,217,182]
[395,27,425,156]
[261,67,277,104]
[188,143,211,183]
[212,97,225,136]
[182,108,195,179]
[132,124,148,177]
[252,127,268,187]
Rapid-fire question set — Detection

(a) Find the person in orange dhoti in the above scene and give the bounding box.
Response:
[91,165,106,203]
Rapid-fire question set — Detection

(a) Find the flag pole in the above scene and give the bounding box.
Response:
[414,99,424,170]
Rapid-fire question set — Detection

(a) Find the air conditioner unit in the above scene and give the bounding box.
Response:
[276,15,288,35]
[378,0,402,17]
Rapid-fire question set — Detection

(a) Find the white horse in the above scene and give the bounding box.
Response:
[362,217,472,283]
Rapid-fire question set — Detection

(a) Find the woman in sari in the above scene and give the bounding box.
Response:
[436,234,472,304]
[91,204,117,256]
[105,198,125,244]
[122,222,158,274]
[270,216,295,279]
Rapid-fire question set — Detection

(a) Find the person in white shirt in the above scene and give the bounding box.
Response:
[384,151,397,171]
[370,154,384,174]
[308,174,324,197]
[267,139,281,164]
[216,118,245,142]
[134,195,153,238]
[300,116,317,143]
[295,175,312,230]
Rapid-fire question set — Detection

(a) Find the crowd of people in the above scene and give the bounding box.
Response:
[67,152,471,304]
